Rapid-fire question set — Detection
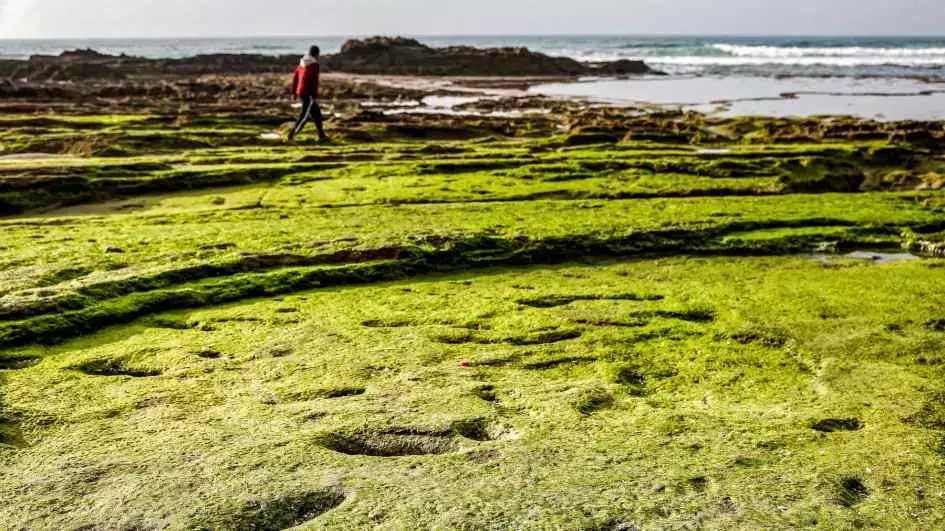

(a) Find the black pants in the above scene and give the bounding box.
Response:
[290,95,326,139]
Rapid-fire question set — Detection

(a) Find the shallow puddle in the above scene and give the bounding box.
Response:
[811,251,922,265]
[844,251,921,265]
[529,76,945,120]
[0,153,83,162]
[422,95,483,108]
[694,148,733,154]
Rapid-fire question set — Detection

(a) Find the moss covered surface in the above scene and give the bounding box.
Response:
[1,110,945,528]
[3,258,945,528]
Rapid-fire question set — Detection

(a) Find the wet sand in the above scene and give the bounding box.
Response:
[324,72,566,95]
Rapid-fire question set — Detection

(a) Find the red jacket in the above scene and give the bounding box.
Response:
[291,61,320,97]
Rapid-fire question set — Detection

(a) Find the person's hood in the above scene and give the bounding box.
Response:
[300,54,318,67]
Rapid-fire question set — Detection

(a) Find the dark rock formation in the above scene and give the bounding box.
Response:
[322,36,660,76]
[59,48,112,60]
[1,53,298,82]
[593,59,662,76]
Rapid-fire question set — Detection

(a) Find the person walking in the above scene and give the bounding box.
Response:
[288,45,328,143]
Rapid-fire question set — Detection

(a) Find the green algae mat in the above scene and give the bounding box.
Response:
[2,116,945,529]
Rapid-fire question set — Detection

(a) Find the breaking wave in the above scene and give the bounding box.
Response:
[712,43,945,59]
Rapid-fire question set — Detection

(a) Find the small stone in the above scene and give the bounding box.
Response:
[815,241,839,253]
[197,348,222,359]
[259,393,278,405]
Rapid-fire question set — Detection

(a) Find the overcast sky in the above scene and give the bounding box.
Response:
[1,0,943,39]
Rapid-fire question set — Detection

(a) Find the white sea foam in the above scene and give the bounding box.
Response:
[648,56,945,67]
[712,43,945,58]
[544,42,945,74]
[541,50,945,71]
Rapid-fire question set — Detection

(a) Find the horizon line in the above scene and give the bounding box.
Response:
[3,32,945,41]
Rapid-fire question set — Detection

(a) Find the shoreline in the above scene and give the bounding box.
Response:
[3,35,945,121]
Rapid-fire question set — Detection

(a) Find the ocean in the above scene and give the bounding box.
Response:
[2,35,945,79]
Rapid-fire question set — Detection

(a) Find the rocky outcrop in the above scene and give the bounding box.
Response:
[0,37,661,82]
[0,52,299,82]
[593,59,660,76]
[323,36,660,76]
[59,48,113,60]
